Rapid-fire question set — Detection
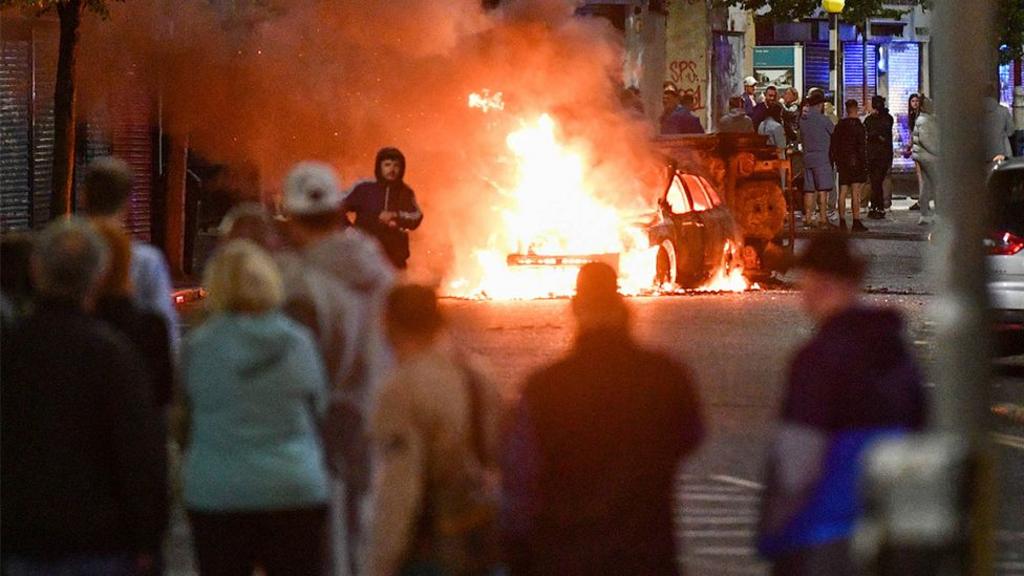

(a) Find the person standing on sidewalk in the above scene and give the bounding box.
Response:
[363,284,504,576]
[502,262,705,575]
[83,157,179,345]
[864,95,894,220]
[182,240,331,575]
[831,100,869,232]
[2,219,168,575]
[757,234,927,576]
[720,96,755,133]
[911,96,940,225]
[344,148,424,270]
[799,92,836,229]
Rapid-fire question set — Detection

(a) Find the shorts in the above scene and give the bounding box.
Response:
[803,165,834,192]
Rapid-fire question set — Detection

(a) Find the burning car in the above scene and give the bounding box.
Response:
[647,170,743,289]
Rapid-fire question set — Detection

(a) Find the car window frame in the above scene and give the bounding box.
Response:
[697,176,723,207]
[682,174,713,212]
[664,174,693,215]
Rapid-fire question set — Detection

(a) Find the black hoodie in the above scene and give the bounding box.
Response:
[343,148,423,269]
[864,109,894,162]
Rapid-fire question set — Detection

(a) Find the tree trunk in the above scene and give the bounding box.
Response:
[50,0,84,220]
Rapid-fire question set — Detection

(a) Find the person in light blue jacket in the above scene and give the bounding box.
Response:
[182,240,330,575]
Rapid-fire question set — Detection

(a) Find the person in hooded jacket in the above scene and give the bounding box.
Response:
[344,147,424,270]
[277,161,395,576]
[757,234,927,576]
[182,240,330,575]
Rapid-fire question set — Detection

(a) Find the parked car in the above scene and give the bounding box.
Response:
[647,170,743,288]
[987,159,1024,355]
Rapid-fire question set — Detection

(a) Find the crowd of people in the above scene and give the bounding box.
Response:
[654,76,1017,230]
[2,147,934,576]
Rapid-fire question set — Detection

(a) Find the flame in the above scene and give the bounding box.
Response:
[467,89,505,113]
[450,93,749,299]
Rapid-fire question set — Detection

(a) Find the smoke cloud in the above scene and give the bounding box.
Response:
[77,0,660,292]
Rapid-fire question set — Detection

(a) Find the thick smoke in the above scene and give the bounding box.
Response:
[77,0,659,290]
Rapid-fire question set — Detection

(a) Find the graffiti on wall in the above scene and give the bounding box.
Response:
[668,59,705,110]
[666,1,708,125]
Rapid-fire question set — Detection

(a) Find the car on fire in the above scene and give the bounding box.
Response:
[647,170,743,288]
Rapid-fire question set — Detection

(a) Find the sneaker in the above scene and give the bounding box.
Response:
[909,202,921,211]
[839,219,848,232]
[867,209,885,220]
[917,216,933,225]
[852,219,868,232]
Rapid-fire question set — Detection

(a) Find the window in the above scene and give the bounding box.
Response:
[682,175,712,211]
[665,176,692,214]
[698,176,723,206]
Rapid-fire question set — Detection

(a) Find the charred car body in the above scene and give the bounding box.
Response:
[648,170,742,288]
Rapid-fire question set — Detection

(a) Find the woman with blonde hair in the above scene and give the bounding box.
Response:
[181,240,330,575]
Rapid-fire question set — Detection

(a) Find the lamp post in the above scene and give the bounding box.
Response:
[823,0,845,106]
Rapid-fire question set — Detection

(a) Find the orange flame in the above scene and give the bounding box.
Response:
[449,93,749,299]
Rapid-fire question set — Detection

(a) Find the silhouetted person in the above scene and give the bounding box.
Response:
[2,218,168,575]
[503,262,705,575]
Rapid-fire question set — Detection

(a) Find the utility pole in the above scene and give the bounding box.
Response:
[823,0,845,106]
[856,1,1000,574]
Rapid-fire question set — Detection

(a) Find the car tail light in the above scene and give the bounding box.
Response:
[989,232,1024,256]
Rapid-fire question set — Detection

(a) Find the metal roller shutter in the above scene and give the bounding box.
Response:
[803,42,830,95]
[110,81,153,242]
[843,41,877,110]
[31,28,58,227]
[1,39,32,232]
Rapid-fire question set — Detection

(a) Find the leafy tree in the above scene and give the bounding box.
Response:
[714,0,1022,64]
[711,0,927,24]
[999,0,1024,64]
[0,0,121,219]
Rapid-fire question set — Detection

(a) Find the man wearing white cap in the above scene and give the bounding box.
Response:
[277,161,396,575]
[742,76,759,117]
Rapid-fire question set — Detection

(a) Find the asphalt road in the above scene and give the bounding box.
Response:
[443,289,1024,575]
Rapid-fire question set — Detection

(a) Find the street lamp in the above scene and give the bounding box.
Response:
[823,0,845,106]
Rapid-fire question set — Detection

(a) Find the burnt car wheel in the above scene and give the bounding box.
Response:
[655,239,677,287]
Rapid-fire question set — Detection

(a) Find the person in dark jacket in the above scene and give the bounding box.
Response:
[757,234,927,576]
[864,95,894,219]
[1,218,168,575]
[502,262,705,576]
[750,85,779,130]
[344,147,424,269]
[830,99,869,232]
[661,93,705,135]
[93,220,175,410]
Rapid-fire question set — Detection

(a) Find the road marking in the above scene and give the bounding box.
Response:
[690,546,758,557]
[679,494,761,503]
[681,529,756,538]
[991,431,1024,451]
[680,516,760,526]
[709,474,764,490]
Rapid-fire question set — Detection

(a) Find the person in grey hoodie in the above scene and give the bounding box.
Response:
[719,96,755,133]
[277,161,396,575]
[799,92,836,229]
[911,97,940,224]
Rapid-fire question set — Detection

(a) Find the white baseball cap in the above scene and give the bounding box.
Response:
[743,76,758,87]
[282,161,343,216]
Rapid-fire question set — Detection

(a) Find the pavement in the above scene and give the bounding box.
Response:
[790,196,932,242]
